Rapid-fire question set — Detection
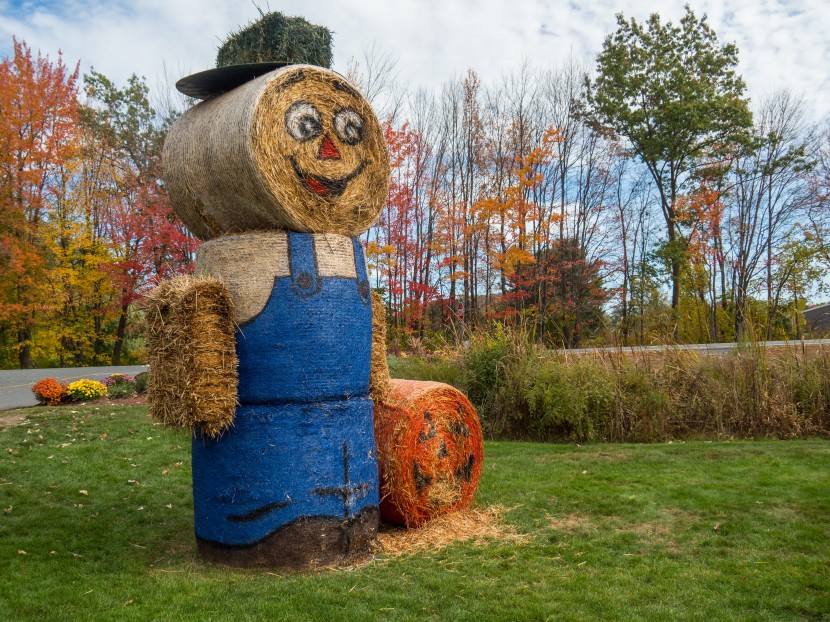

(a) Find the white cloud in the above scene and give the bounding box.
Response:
[0,0,828,121]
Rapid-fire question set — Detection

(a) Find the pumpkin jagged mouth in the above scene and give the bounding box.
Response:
[289,156,366,198]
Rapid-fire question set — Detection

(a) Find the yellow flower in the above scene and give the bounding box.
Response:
[66,379,108,402]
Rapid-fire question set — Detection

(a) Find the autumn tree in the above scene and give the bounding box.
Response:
[0,39,79,368]
[45,152,118,366]
[726,91,814,339]
[81,70,196,364]
[807,125,830,270]
[370,121,434,332]
[586,7,752,337]
[767,228,825,339]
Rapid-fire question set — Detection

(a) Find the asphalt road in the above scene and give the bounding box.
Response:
[0,365,148,411]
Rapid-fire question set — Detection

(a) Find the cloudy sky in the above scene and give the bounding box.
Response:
[0,0,829,122]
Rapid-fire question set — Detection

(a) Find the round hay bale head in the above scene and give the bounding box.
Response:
[163,64,390,240]
[375,379,484,528]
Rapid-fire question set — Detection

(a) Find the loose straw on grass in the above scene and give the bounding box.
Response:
[374,506,528,558]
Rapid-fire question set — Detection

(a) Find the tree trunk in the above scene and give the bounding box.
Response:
[17,327,32,369]
[111,304,129,365]
[670,255,681,341]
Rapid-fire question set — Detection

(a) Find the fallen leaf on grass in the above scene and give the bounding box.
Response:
[4,506,11,515]
[162,469,169,475]
[79,490,88,495]
[713,523,721,531]
[18,550,27,555]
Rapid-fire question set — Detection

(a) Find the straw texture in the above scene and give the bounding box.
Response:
[163,64,389,240]
[374,380,484,528]
[145,275,238,438]
[369,291,392,402]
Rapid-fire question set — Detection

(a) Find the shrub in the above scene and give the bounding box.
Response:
[31,378,67,405]
[613,361,669,442]
[101,374,134,387]
[107,380,137,399]
[134,372,149,394]
[65,379,108,402]
[459,327,538,439]
[101,374,137,399]
[527,358,616,442]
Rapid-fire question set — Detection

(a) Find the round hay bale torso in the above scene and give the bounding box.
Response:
[163,64,389,240]
[375,379,484,528]
[195,230,372,404]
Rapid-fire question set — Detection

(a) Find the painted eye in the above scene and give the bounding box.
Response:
[285,101,323,142]
[333,108,365,146]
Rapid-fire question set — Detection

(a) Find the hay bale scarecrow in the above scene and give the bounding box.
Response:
[149,13,390,569]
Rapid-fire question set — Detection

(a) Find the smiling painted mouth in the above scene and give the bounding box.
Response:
[289,157,366,198]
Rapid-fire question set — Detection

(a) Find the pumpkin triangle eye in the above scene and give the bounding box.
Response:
[285,101,323,142]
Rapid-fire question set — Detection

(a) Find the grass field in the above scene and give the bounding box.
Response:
[1,404,828,621]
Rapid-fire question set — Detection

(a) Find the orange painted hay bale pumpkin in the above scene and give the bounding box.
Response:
[374,379,483,528]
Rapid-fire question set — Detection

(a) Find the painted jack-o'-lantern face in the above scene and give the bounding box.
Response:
[251,66,389,234]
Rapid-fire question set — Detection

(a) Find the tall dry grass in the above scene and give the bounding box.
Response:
[391,328,830,442]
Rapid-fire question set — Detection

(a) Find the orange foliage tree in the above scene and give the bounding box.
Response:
[0,39,79,368]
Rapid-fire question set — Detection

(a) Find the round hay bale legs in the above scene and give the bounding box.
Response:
[191,399,379,569]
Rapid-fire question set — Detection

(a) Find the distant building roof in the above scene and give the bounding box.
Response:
[805,303,830,333]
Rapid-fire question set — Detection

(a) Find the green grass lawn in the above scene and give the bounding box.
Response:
[1,405,828,621]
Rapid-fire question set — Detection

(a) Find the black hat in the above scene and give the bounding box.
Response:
[175,12,332,100]
[176,62,290,99]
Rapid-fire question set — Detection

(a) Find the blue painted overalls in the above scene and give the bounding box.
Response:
[191,232,379,549]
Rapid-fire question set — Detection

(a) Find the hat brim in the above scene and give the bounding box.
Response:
[175,61,290,99]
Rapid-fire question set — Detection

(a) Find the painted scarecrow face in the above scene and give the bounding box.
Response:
[251,66,389,234]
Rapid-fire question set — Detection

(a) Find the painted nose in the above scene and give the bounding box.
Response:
[318,135,341,160]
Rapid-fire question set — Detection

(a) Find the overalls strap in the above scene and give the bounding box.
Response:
[288,232,322,297]
[352,237,371,305]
